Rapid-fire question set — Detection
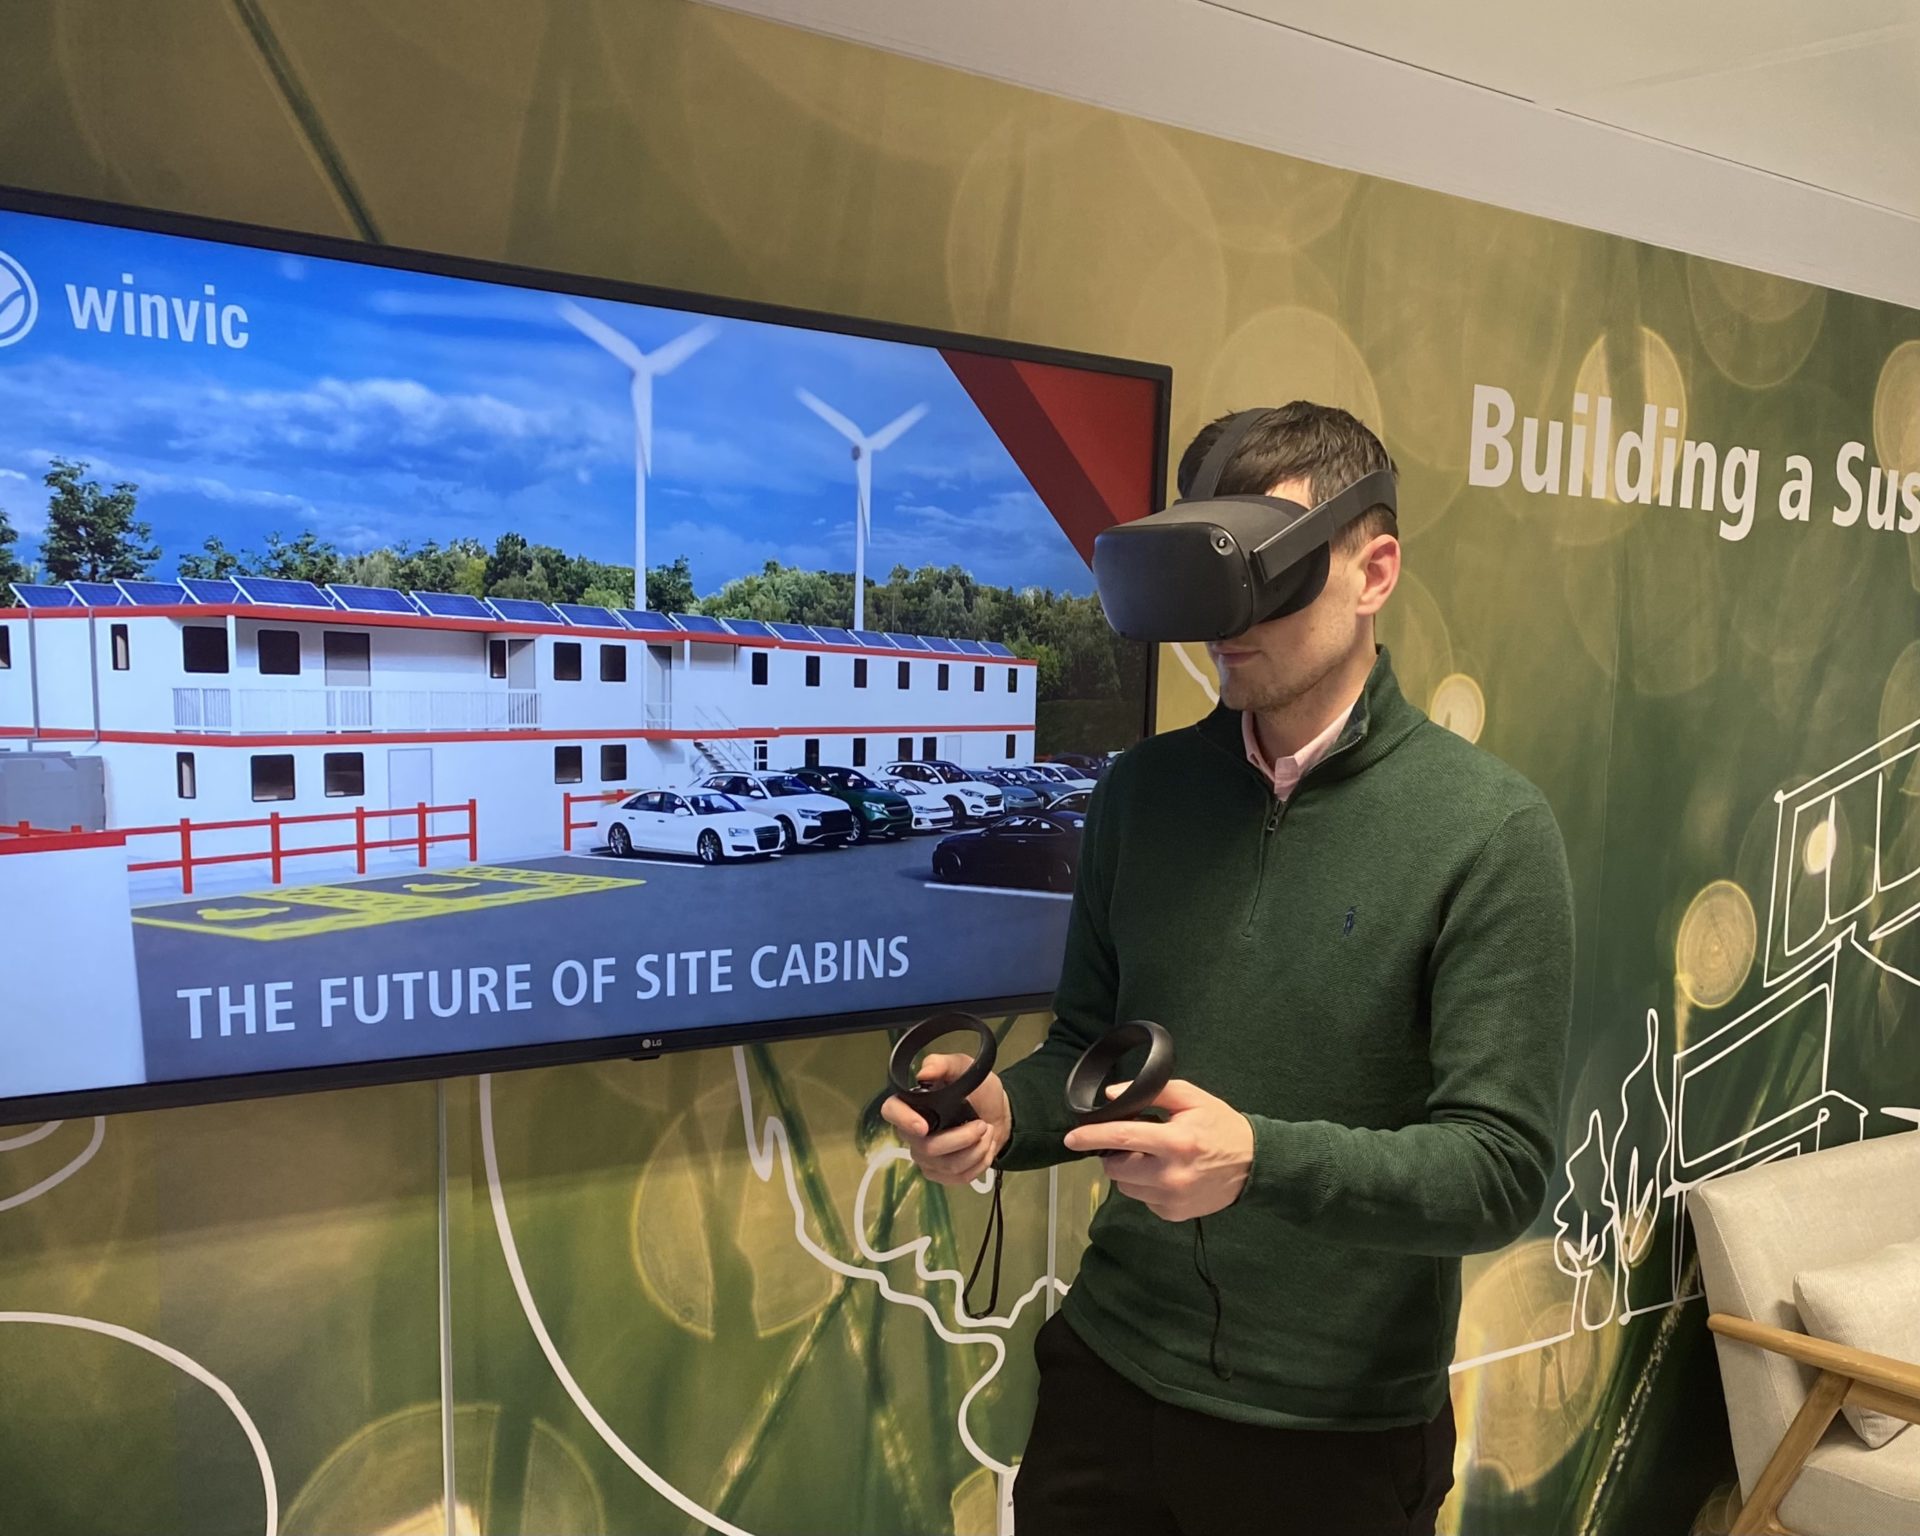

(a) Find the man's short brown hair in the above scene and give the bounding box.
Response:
[1175,401,1398,554]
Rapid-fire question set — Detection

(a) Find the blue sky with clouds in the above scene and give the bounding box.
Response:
[0,207,1105,598]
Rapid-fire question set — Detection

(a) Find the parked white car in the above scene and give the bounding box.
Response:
[1016,762,1098,796]
[881,760,1005,824]
[596,789,784,863]
[881,776,959,833]
[688,771,858,850]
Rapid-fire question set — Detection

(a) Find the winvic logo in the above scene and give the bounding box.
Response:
[0,250,38,348]
[0,253,249,351]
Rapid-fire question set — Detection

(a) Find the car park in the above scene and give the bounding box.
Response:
[597,789,785,863]
[783,765,915,842]
[880,776,959,833]
[930,810,1086,893]
[689,770,857,850]
[881,759,1004,824]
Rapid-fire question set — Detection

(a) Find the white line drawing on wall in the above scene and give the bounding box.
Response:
[0,1311,278,1535]
[483,1051,1060,1536]
[0,1117,105,1214]
[1457,715,1920,1375]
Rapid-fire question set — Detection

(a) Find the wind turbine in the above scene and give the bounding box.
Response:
[796,389,927,632]
[561,300,716,608]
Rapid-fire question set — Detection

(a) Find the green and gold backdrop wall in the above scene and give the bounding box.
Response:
[3,3,1917,1532]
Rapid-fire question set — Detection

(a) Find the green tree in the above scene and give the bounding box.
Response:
[483,531,534,592]
[645,556,696,613]
[343,548,400,589]
[251,530,345,585]
[177,536,243,580]
[0,505,24,602]
[39,458,158,581]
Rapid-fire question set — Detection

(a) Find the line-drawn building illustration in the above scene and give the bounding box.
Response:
[1532,716,1920,1357]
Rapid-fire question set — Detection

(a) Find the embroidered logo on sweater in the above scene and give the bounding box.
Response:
[1343,906,1357,936]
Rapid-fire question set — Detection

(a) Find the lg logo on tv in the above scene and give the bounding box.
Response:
[0,250,37,348]
[0,250,249,351]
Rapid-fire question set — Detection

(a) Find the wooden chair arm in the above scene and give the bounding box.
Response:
[1708,1314,1920,1403]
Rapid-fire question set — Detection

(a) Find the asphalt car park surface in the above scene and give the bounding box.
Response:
[131,827,1072,1085]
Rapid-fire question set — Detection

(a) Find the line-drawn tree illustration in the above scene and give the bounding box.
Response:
[1552,1109,1617,1332]
[1607,1009,1674,1319]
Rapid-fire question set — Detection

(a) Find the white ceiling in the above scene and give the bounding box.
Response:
[1211,0,1920,219]
[704,0,1920,310]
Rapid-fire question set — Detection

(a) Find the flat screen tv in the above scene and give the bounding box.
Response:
[0,187,1167,1119]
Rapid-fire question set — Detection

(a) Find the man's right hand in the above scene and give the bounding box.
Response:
[879,1052,1012,1186]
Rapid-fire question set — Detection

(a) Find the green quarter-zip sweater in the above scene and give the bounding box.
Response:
[998,649,1574,1430]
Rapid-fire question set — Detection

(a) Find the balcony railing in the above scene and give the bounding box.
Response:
[172,686,541,733]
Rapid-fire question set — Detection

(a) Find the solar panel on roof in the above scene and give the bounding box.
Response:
[116,579,188,606]
[67,581,129,607]
[981,641,1016,658]
[328,584,419,615]
[811,626,858,647]
[949,639,992,656]
[885,633,931,651]
[853,630,896,649]
[768,622,821,643]
[488,597,561,624]
[9,583,80,609]
[719,617,774,639]
[412,590,493,620]
[233,576,333,609]
[616,609,680,633]
[555,602,620,629]
[669,613,727,635]
[180,577,249,605]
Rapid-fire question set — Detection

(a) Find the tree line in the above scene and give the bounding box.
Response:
[0,459,1142,705]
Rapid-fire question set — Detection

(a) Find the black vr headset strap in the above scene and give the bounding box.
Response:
[1185,409,1270,501]
[1248,469,1397,585]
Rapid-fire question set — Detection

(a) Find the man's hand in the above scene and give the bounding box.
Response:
[880,1053,1012,1186]
[1062,1078,1254,1221]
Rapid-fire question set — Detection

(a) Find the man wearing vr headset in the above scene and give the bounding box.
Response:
[884,401,1574,1535]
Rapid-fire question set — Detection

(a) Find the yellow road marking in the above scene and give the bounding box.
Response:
[401,880,479,893]
[134,865,644,942]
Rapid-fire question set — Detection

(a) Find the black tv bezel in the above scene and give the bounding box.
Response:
[0,183,1170,1124]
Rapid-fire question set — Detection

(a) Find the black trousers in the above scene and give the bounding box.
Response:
[1014,1311,1455,1536]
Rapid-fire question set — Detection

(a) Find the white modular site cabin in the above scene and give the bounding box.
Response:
[0,577,1037,894]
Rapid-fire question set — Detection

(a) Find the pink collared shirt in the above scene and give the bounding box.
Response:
[1242,701,1355,801]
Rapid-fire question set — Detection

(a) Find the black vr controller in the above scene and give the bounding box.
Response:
[887,1011,997,1134]
[1065,1019,1175,1133]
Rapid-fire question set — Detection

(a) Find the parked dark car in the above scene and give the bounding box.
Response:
[964,768,1047,813]
[1048,788,1092,814]
[1044,752,1110,780]
[931,811,1085,893]
[783,765,915,842]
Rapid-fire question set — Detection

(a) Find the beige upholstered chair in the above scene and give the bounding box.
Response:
[1690,1132,1920,1535]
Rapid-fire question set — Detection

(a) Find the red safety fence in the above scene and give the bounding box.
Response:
[0,825,129,855]
[562,788,634,852]
[2,800,477,894]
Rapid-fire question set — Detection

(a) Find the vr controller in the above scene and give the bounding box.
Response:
[1066,1019,1174,1140]
[886,1011,997,1135]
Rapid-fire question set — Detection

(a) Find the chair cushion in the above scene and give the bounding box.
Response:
[1780,1419,1920,1536]
[1794,1238,1920,1448]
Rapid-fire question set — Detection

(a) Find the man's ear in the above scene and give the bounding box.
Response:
[1354,534,1401,618]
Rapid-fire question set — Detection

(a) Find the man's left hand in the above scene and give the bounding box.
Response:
[1062,1078,1255,1222]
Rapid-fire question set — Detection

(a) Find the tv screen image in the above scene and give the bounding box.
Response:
[0,191,1167,1117]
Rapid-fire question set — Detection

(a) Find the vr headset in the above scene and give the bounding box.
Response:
[1092,408,1397,642]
